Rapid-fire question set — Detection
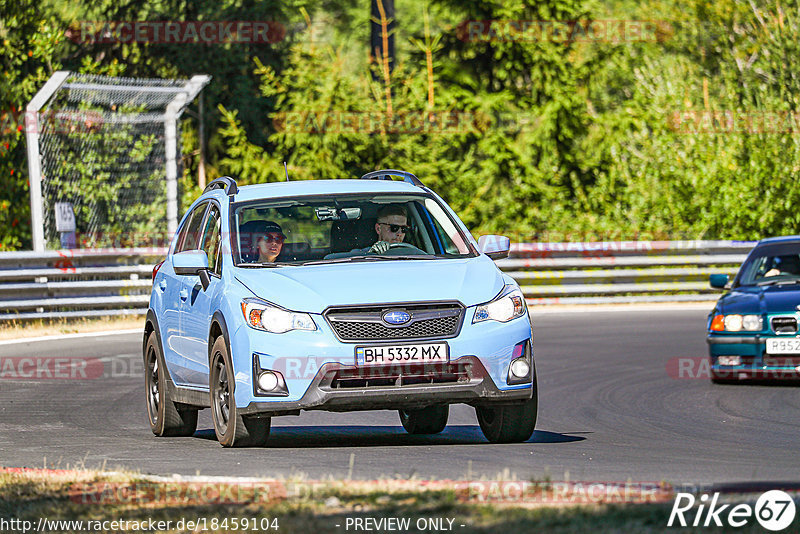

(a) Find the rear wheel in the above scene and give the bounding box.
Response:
[144,331,197,437]
[476,386,538,444]
[210,336,270,447]
[399,405,449,434]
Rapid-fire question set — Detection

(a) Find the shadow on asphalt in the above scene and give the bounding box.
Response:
[192,426,587,447]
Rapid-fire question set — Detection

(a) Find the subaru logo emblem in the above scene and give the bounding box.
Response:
[383,310,411,325]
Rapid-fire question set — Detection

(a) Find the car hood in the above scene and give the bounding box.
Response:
[234,256,505,313]
[717,285,800,315]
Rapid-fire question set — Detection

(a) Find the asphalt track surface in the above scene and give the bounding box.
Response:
[1,308,799,485]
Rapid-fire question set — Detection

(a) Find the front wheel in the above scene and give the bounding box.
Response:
[399,405,449,434]
[476,389,537,444]
[210,336,270,447]
[144,331,197,437]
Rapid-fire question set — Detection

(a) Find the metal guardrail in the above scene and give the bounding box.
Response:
[498,240,754,305]
[0,241,756,320]
[0,248,165,320]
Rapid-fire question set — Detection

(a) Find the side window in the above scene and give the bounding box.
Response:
[177,202,208,253]
[421,199,470,255]
[201,205,222,274]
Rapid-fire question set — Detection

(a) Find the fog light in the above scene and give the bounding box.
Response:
[258,371,279,391]
[718,356,741,366]
[510,358,530,378]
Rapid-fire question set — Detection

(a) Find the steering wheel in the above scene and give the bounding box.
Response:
[380,242,428,256]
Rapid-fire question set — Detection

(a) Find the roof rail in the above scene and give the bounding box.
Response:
[204,176,238,196]
[360,169,424,187]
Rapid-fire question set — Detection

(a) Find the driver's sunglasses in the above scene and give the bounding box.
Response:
[378,222,410,234]
[260,233,285,244]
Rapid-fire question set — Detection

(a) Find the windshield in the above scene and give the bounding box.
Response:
[735,242,800,287]
[231,193,475,266]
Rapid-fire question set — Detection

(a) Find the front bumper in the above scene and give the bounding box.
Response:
[707,334,800,379]
[239,356,533,415]
[229,307,534,412]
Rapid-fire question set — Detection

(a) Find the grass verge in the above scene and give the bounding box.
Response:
[0,315,144,340]
[0,468,770,533]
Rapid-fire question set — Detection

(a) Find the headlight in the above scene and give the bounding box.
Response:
[241,298,316,333]
[473,286,526,324]
[710,314,762,332]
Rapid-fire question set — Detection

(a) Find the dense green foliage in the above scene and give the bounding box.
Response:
[3,0,800,248]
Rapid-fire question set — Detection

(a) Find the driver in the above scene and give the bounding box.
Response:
[765,254,800,277]
[369,204,409,254]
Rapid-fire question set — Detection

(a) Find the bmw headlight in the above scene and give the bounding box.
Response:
[241,298,316,333]
[709,314,762,332]
[473,286,526,324]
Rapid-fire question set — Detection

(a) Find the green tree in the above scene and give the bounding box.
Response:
[0,1,64,249]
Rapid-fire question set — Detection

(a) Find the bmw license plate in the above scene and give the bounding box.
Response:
[766,338,800,354]
[355,343,449,366]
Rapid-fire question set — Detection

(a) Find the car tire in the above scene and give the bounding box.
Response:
[399,405,449,434]
[209,336,270,447]
[144,331,198,437]
[476,384,538,444]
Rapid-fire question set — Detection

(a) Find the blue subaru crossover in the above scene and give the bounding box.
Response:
[144,170,536,446]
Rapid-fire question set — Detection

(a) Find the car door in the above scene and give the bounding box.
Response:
[178,202,223,388]
[167,201,209,385]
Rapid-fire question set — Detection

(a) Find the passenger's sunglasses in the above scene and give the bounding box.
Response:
[259,233,285,244]
[378,223,410,233]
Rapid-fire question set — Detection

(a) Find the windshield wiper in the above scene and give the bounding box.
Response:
[236,262,284,268]
[302,255,439,265]
[381,255,437,260]
[301,255,386,266]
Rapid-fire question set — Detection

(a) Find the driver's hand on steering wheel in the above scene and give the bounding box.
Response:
[369,241,390,254]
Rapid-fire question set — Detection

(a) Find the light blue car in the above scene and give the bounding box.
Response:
[144,170,536,446]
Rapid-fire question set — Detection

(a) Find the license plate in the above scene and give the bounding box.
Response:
[355,343,449,366]
[766,338,800,354]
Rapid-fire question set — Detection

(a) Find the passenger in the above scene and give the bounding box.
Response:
[241,220,285,263]
[369,204,410,254]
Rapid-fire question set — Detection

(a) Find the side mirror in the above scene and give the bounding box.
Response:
[478,235,511,260]
[173,250,211,290]
[709,274,729,289]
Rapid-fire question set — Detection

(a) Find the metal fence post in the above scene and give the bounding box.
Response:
[25,71,70,252]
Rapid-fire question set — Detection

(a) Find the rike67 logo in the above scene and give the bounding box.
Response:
[668,490,796,531]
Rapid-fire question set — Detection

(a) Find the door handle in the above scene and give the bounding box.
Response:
[159,279,167,292]
[179,288,188,302]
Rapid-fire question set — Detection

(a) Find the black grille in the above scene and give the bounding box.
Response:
[325,362,472,389]
[771,316,798,334]
[333,315,458,340]
[325,302,464,342]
